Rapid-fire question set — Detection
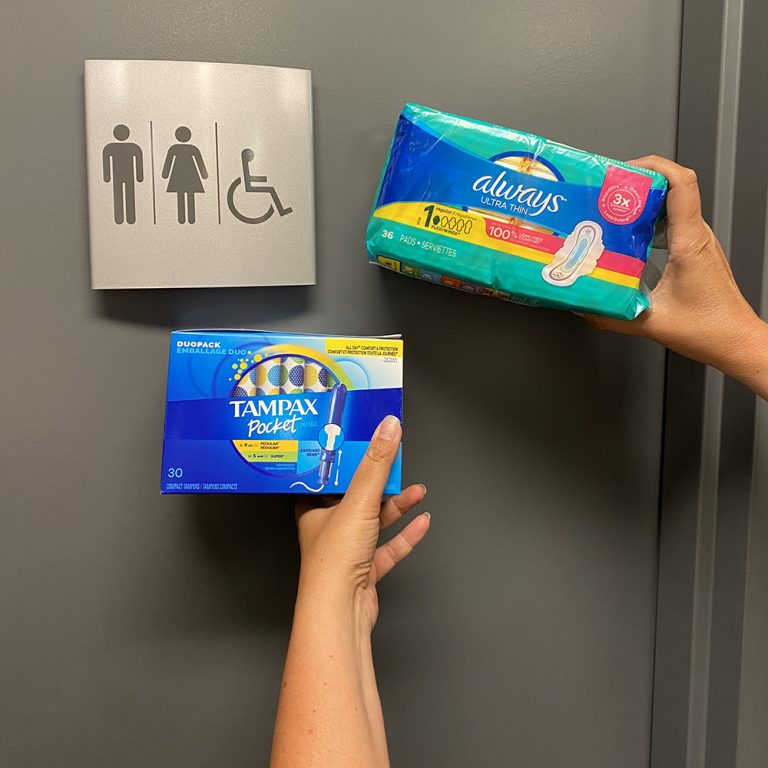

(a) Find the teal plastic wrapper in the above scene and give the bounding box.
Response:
[366,104,669,320]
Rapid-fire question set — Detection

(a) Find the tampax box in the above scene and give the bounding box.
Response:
[161,330,403,494]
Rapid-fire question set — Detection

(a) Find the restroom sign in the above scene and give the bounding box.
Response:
[84,60,315,289]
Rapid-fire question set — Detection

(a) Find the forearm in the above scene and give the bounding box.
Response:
[271,572,388,768]
[717,315,768,400]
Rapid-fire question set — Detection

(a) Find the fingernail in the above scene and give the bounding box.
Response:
[378,415,400,440]
[418,483,427,496]
[423,511,431,519]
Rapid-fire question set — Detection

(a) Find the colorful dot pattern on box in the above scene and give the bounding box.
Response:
[231,355,337,397]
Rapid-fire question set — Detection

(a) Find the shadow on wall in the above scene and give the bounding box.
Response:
[93,285,312,328]
[378,266,657,510]
[184,493,301,629]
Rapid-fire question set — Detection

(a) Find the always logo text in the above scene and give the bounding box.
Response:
[472,171,566,217]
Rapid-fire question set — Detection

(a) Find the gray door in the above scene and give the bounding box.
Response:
[1,1,682,766]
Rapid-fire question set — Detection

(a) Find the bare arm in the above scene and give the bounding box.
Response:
[271,416,429,768]
[582,155,768,400]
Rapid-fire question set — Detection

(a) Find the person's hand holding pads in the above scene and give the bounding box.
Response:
[581,155,768,399]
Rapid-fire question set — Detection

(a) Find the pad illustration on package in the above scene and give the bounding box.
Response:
[542,221,604,287]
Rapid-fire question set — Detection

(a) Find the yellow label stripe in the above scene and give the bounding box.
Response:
[233,440,298,463]
[325,338,403,358]
[373,203,640,290]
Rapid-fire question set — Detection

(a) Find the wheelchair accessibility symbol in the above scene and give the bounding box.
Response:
[227,148,293,224]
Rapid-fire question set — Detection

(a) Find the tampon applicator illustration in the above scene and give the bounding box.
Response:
[318,383,347,486]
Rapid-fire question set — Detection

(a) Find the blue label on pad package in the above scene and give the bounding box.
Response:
[161,330,403,494]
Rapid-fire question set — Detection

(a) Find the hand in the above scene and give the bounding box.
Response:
[295,415,430,632]
[581,155,763,375]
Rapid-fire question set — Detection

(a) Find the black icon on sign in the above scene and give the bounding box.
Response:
[161,126,208,224]
[227,149,293,224]
[103,124,144,224]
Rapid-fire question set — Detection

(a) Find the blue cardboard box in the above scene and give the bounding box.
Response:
[161,330,403,494]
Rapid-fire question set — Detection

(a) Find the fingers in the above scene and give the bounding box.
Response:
[342,415,402,514]
[628,155,709,255]
[578,311,654,337]
[379,484,427,529]
[373,512,431,582]
[629,154,698,188]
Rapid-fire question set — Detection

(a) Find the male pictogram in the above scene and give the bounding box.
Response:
[103,124,144,224]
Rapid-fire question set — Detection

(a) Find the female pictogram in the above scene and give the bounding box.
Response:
[161,126,208,224]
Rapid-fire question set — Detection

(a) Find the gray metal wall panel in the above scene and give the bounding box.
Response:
[0,2,682,766]
[702,0,767,763]
[652,1,768,766]
[650,3,725,766]
[731,4,768,766]
[738,403,768,768]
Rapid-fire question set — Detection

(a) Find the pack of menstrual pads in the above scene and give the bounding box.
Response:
[162,330,403,494]
[367,104,669,320]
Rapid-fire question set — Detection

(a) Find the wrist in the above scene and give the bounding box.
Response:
[296,561,371,629]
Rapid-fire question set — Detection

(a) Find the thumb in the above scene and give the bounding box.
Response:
[342,415,402,516]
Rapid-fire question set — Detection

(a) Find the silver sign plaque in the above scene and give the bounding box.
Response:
[85,60,315,288]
